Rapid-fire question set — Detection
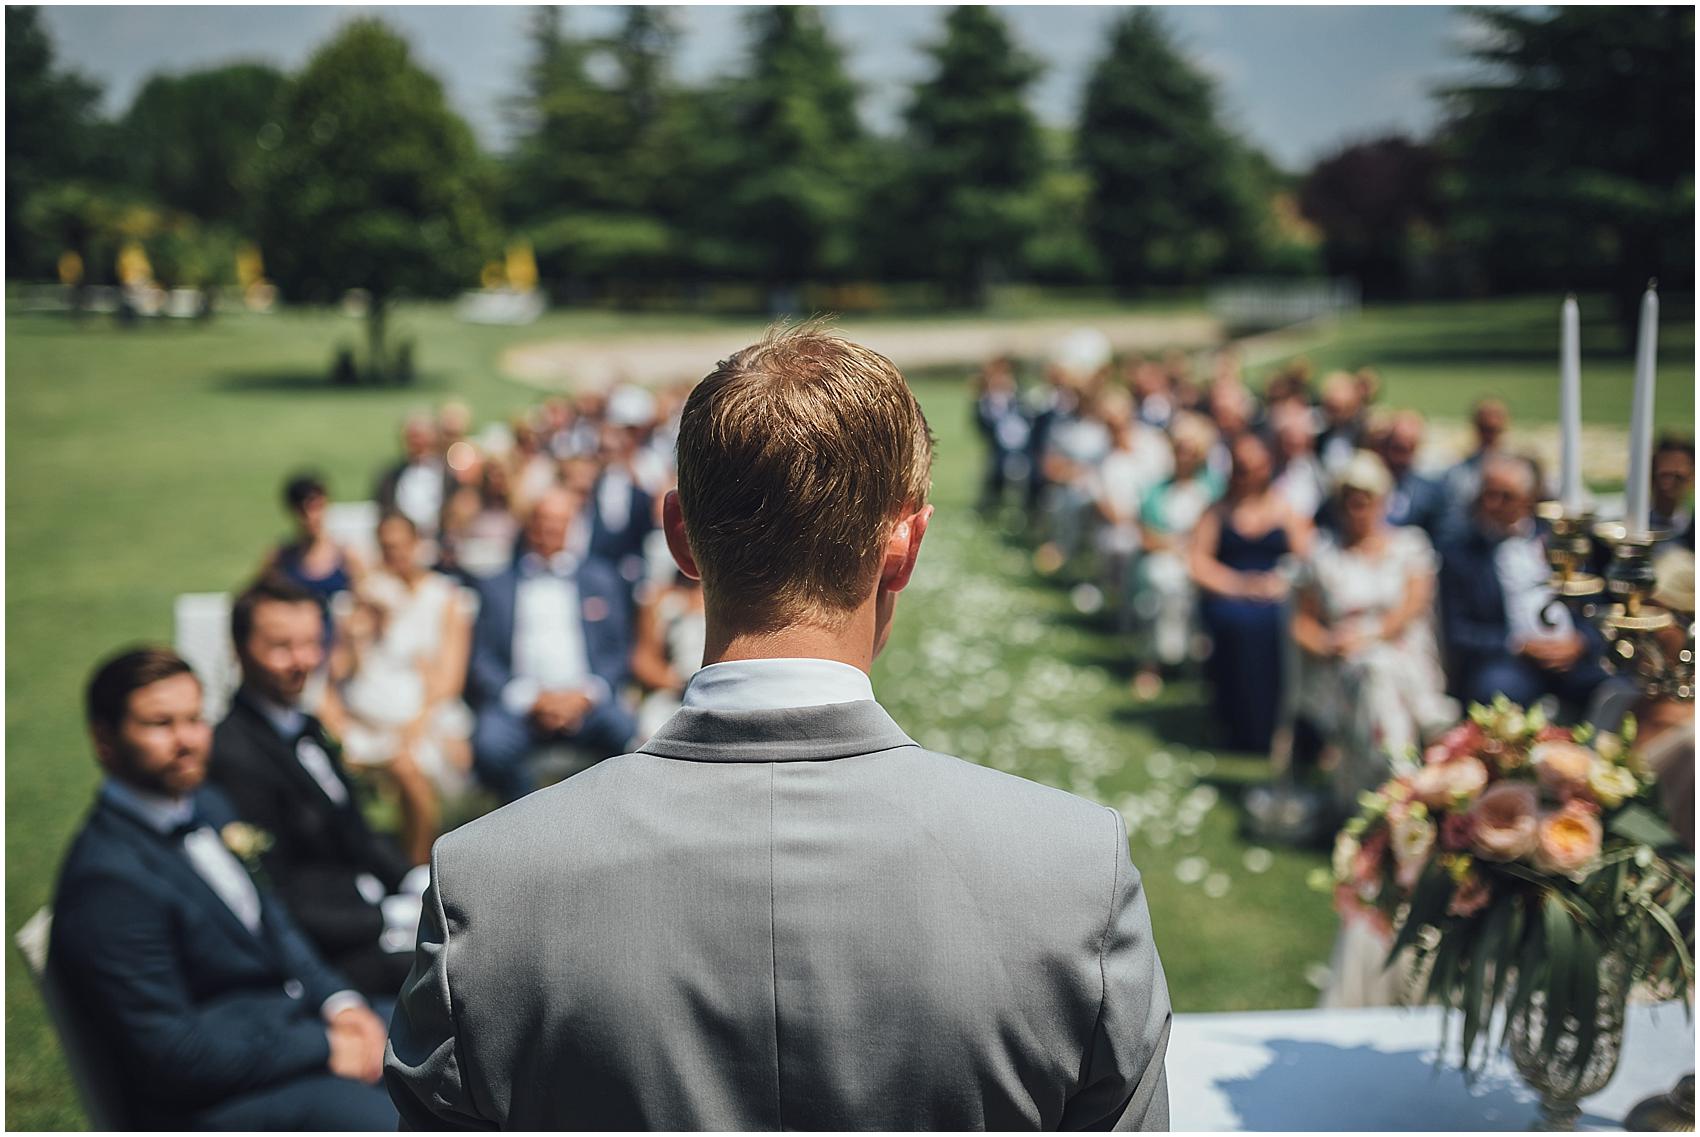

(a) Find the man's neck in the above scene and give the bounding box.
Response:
[701,604,879,675]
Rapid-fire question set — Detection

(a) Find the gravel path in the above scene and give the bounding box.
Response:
[499,311,1223,391]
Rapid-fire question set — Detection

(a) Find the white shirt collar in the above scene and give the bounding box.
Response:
[246,689,306,739]
[101,777,195,833]
[681,657,874,713]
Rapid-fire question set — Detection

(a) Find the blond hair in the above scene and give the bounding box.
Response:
[675,322,934,628]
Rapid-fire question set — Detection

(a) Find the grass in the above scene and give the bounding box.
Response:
[6,293,1693,1129]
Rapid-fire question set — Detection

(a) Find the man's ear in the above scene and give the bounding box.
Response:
[661,490,702,581]
[879,504,933,594]
[90,725,118,773]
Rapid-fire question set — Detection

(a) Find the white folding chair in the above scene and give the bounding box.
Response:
[14,908,130,1129]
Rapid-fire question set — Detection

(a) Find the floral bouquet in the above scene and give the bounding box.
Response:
[1324,696,1694,1074]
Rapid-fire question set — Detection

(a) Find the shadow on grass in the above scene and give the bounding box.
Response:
[213,369,452,395]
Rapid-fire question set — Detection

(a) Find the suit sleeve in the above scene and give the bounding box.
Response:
[1438,548,1511,659]
[1061,809,1172,1132]
[465,587,510,710]
[384,845,496,1129]
[53,873,331,1105]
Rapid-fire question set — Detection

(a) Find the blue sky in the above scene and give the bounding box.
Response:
[41,5,1492,172]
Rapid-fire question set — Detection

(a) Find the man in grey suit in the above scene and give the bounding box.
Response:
[385,324,1172,1130]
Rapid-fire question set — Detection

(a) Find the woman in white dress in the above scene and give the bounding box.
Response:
[1293,450,1458,814]
[332,513,475,865]
[629,573,707,741]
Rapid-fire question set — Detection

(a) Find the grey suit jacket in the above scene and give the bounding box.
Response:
[384,700,1171,1130]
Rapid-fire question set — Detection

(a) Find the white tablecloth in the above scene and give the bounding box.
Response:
[1169,1002,1694,1131]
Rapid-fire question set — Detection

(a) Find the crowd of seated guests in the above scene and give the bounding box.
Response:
[978,331,1696,816]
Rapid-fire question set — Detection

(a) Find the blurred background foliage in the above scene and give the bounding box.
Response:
[5,3,1694,333]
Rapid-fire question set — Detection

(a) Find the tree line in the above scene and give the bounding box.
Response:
[7,5,1693,335]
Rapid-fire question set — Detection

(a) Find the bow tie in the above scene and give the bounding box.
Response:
[168,805,210,842]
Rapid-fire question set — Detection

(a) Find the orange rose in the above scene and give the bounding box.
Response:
[1534,803,1603,876]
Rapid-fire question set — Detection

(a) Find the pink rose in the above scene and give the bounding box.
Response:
[1532,741,1596,798]
[1534,803,1604,876]
[1467,782,1540,862]
[1446,870,1493,918]
[1440,811,1476,852]
[1410,756,1490,807]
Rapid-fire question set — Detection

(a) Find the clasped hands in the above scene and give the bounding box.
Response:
[326,1004,388,1085]
[530,689,593,734]
[1521,632,1586,671]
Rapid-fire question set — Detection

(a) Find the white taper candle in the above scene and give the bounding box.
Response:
[1624,283,1658,537]
[1560,295,1585,512]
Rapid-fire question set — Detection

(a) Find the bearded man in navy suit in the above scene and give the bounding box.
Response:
[466,485,639,801]
[50,647,395,1129]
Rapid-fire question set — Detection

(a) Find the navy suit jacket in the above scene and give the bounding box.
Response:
[1437,524,1605,696]
[588,472,655,570]
[466,554,634,712]
[49,784,346,1123]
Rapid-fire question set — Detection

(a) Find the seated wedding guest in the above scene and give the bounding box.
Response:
[466,486,638,803]
[1315,371,1365,478]
[1379,409,1446,536]
[262,472,363,647]
[1437,396,1510,545]
[1292,452,1458,814]
[1651,433,1696,550]
[375,414,452,540]
[209,575,425,999]
[1091,389,1173,627]
[629,570,707,741]
[1025,330,1107,518]
[388,323,1171,1130]
[442,459,523,581]
[1128,357,1175,429]
[1131,412,1223,699]
[1190,432,1314,753]
[332,514,475,867]
[1036,388,1115,573]
[52,647,395,1129]
[1203,378,1254,482]
[1438,455,1614,714]
[506,411,560,516]
[589,418,659,604]
[1269,402,1328,521]
[972,354,1031,514]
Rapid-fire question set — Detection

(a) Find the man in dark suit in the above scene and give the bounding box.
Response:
[208,575,423,999]
[466,485,639,802]
[1439,454,1613,712]
[373,413,455,540]
[389,325,1171,1129]
[586,421,658,608]
[52,646,395,1129]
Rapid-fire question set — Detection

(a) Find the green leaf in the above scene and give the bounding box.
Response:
[1391,865,1455,962]
[1644,898,1696,984]
[1609,804,1679,850]
[1463,902,1510,1075]
[1540,893,1577,1064]
[1571,926,1601,1077]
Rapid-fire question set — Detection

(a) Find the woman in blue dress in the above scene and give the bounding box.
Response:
[1189,433,1313,753]
[264,472,364,646]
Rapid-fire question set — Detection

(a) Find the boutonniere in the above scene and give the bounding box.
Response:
[221,821,274,873]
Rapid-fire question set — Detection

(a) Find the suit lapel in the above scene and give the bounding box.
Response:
[97,803,277,961]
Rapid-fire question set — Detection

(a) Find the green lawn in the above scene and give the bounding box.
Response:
[6,294,1693,1129]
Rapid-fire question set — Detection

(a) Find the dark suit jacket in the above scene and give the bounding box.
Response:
[1438,524,1605,696]
[587,471,655,572]
[50,784,345,1125]
[207,691,412,993]
[465,555,634,712]
[386,700,1171,1129]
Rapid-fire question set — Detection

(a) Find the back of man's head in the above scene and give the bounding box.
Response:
[675,323,934,629]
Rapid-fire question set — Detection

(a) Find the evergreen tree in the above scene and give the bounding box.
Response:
[1077,8,1262,290]
[255,18,496,379]
[1440,6,1693,336]
[899,6,1044,306]
[721,6,867,305]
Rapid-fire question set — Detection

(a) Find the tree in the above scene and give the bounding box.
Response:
[256,18,496,380]
[1077,8,1264,290]
[1299,135,1440,298]
[898,6,1044,306]
[505,6,689,293]
[6,7,110,277]
[720,6,867,307]
[119,63,288,231]
[1440,6,1694,336]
